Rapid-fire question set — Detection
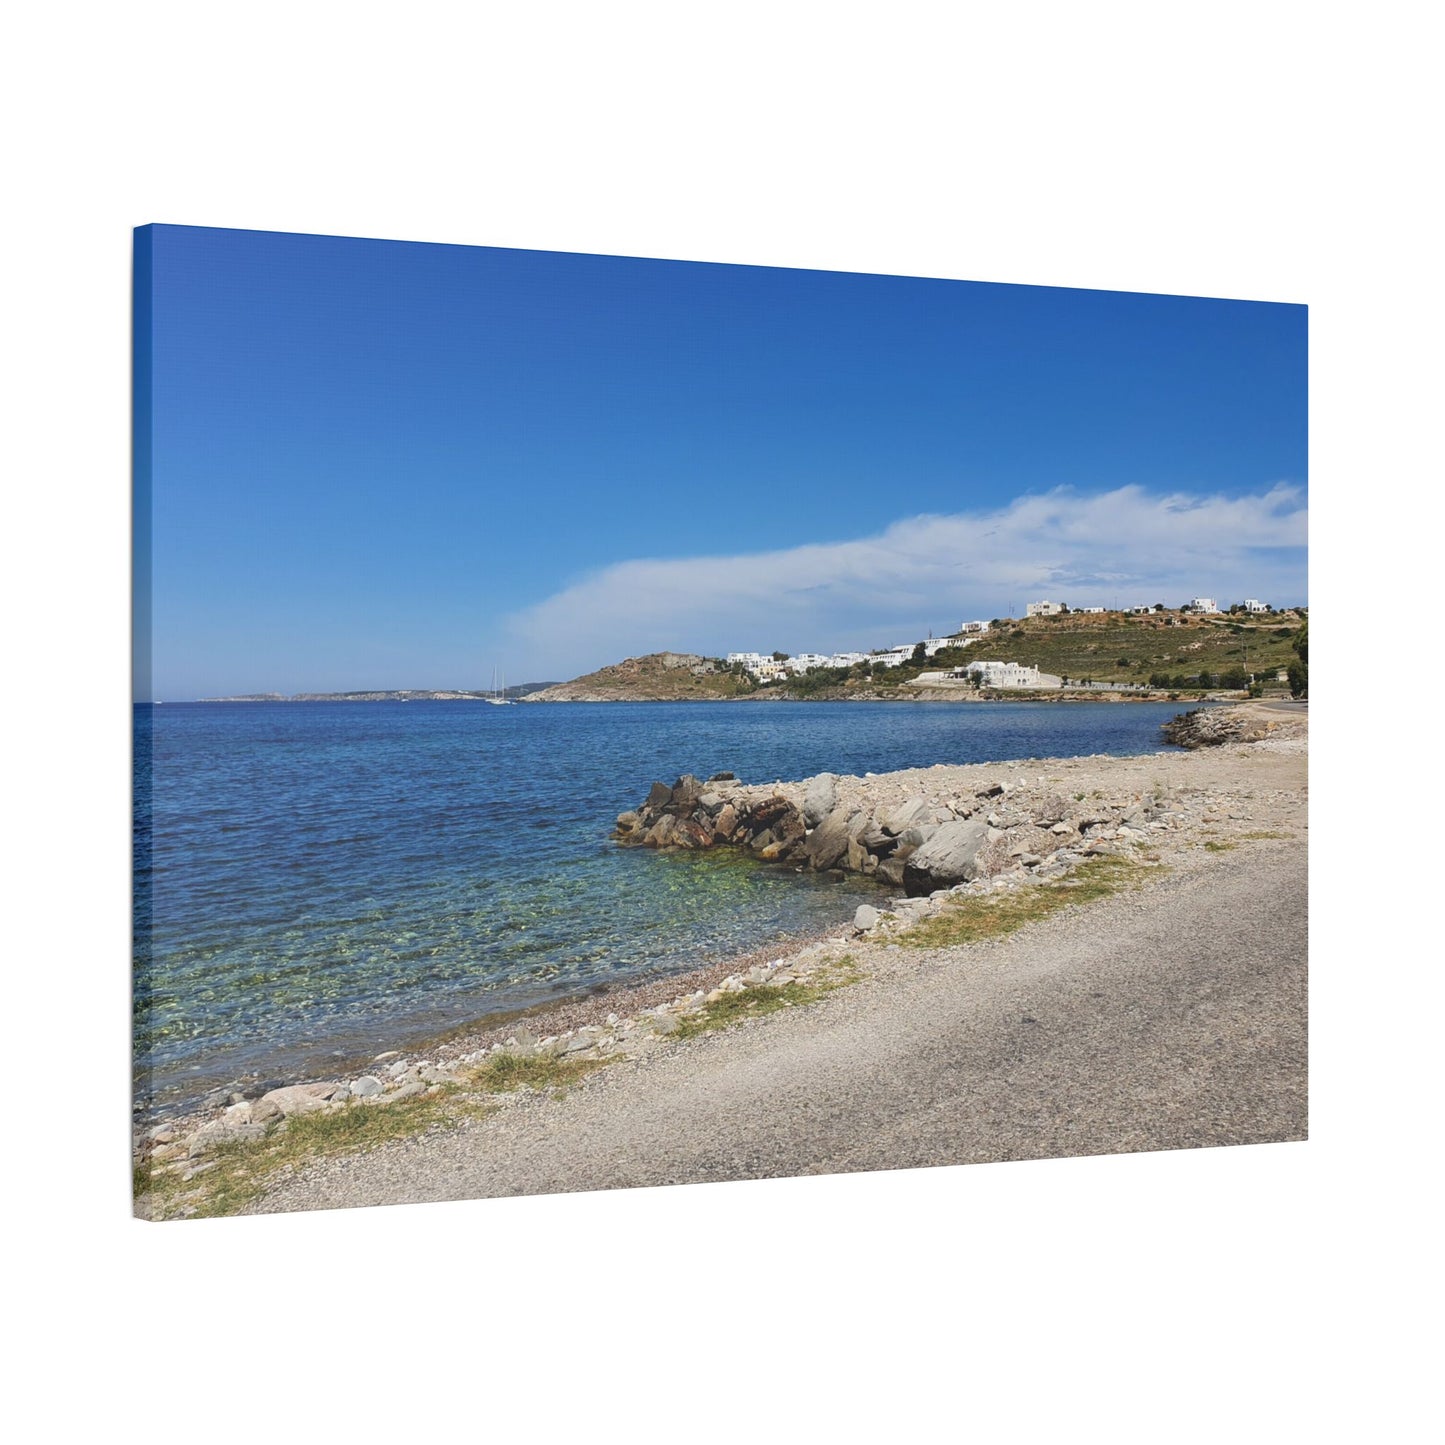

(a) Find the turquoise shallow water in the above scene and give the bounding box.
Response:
[133,699,1183,1109]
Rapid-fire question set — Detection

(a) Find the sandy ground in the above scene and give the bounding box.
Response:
[251,709,1307,1214]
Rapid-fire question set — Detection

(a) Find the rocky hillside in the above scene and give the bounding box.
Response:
[523,652,755,702]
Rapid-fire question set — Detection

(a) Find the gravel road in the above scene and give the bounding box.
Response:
[256,832,1306,1214]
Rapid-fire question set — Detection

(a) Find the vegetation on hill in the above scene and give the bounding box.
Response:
[526,653,758,701]
[533,612,1308,701]
[883,610,1306,690]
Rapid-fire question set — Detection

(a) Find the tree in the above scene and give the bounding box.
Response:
[911,642,928,665]
[1286,618,1308,697]
[771,651,788,662]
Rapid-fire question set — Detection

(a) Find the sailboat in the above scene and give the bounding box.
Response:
[483,666,514,705]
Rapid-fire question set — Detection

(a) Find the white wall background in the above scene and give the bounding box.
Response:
[3,3,1434,1439]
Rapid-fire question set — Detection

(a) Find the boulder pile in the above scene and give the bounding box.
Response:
[1162,707,1272,748]
[614,766,1171,896]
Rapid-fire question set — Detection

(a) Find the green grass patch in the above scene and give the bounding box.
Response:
[1203,840,1236,852]
[135,1086,491,1221]
[897,856,1157,950]
[1238,830,1290,841]
[465,1050,615,1093]
[671,959,860,1041]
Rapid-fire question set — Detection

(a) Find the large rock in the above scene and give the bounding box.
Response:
[882,797,933,836]
[713,803,740,840]
[187,1118,268,1157]
[748,795,802,841]
[804,804,857,870]
[902,819,990,895]
[257,1082,344,1117]
[644,814,678,847]
[896,823,939,850]
[803,773,839,827]
[670,775,704,811]
[671,817,714,849]
[646,781,672,809]
[875,857,907,887]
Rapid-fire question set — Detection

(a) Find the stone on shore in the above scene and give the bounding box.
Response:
[803,773,839,827]
[853,904,881,932]
[902,819,990,895]
[804,804,857,870]
[882,796,933,836]
[258,1082,344,1117]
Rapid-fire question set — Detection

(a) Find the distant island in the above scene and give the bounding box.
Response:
[198,684,559,703]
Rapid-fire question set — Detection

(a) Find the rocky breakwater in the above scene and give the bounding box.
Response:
[1162,705,1276,749]
[614,765,1174,897]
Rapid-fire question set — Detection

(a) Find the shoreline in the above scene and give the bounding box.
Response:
[134,702,1307,1216]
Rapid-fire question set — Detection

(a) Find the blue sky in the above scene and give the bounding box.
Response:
[137,225,1307,697]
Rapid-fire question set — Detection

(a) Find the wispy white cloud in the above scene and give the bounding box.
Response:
[503,484,1307,677]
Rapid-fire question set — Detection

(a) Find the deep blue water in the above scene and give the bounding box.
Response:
[134,699,1183,1109]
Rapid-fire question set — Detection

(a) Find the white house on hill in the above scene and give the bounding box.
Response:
[951,660,1062,689]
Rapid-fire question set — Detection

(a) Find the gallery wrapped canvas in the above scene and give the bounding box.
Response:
[132,225,1307,1219]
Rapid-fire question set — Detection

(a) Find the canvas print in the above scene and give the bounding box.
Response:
[132,226,1307,1219]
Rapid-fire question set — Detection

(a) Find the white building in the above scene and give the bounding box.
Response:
[952,660,1060,689]
[1078,606,1106,614]
[958,620,991,634]
[872,647,915,669]
[1026,600,1064,617]
[827,652,868,669]
[1242,598,1269,613]
[787,653,832,673]
[1187,597,1220,614]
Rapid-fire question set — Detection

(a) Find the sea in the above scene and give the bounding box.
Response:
[134,699,1186,1112]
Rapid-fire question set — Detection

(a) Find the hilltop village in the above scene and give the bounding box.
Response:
[523,599,1308,703]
